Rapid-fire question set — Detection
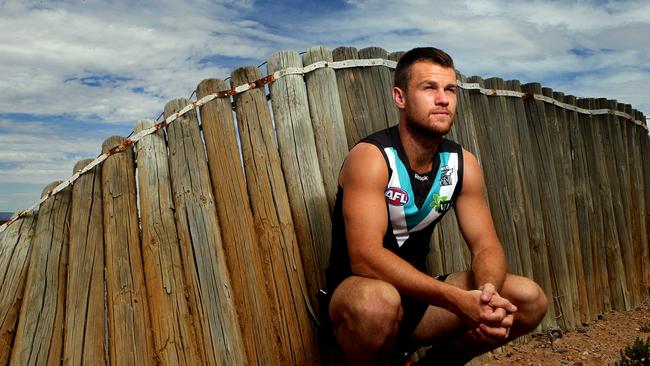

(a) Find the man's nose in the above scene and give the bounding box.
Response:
[435,90,449,106]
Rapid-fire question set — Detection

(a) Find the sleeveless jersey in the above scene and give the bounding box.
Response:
[325,126,464,289]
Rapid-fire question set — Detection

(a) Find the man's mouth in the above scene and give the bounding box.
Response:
[431,110,449,115]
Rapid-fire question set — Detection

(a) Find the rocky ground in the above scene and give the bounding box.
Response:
[479,299,650,366]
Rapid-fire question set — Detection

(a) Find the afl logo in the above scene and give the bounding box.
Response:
[385,187,409,206]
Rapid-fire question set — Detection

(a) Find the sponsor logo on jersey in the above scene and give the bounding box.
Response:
[431,194,452,213]
[413,173,429,181]
[385,187,409,206]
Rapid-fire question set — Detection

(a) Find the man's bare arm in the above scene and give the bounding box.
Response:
[454,149,508,292]
[454,149,517,340]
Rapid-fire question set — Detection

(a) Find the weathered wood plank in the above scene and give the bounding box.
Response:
[101,136,155,366]
[303,45,349,211]
[469,76,525,277]
[520,82,576,330]
[164,100,246,365]
[505,80,557,330]
[559,94,593,322]
[200,75,318,365]
[0,213,37,366]
[10,182,71,366]
[540,87,583,324]
[577,98,611,315]
[586,99,629,311]
[487,78,534,280]
[134,119,202,366]
[358,47,399,129]
[621,104,645,304]
[333,47,374,148]
[599,99,637,309]
[268,51,332,309]
[63,159,106,366]
[551,91,589,323]
[387,51,404,90]
[628,107,650,298]
[639,111,650,297]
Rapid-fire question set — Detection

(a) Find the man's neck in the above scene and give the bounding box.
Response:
[397,122,441,174]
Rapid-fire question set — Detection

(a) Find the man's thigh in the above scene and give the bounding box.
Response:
[410,271,473,343]
[410,271,542,344]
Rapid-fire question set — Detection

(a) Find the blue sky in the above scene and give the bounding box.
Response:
[0,0,648,212]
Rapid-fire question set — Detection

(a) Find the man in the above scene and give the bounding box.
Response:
[322,47,548,365]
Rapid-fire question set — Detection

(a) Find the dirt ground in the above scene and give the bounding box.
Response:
[477,299,650,366]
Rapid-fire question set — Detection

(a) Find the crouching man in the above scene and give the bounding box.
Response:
[321,47,548,365]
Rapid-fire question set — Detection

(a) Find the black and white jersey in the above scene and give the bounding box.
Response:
[325,126,464,290]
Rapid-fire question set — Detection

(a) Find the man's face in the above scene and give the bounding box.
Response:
[395,60,457,136]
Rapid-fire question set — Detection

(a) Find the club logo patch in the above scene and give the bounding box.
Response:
[440,165,454,186]
[385,187,409,206]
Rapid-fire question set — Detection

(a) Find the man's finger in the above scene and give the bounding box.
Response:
[479,323,510,341]
[480,306,507,324]
[489,294,517,313]
[500,313,514,328]
[480,283,496,303]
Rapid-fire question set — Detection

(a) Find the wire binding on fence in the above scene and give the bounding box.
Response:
[457,82,644,123]
[0,58,646,234]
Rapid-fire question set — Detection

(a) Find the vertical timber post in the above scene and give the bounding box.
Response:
[64,159,106,366]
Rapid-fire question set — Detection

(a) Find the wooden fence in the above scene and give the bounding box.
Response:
[0,44,648,365]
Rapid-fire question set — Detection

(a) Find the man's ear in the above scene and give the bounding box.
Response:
[392,86,406,109]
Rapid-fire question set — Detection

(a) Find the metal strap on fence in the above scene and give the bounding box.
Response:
[457,82,644,124]
[0,58,646,233]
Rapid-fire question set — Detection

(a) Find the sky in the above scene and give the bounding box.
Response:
[0,0,648,212]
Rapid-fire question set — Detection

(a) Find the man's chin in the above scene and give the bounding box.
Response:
[427,120,453,136]
[413,123,453,138]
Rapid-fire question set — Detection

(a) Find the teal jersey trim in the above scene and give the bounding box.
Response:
[387,147,420,230]
[407,152,451,229]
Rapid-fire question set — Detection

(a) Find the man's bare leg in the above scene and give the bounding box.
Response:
[411,272,548,364]
[329,276,404,366]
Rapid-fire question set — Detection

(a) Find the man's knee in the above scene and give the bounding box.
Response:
[330,278,403,346]
[507,276,548,329]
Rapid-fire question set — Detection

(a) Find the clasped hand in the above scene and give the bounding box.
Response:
[460,283,517,344]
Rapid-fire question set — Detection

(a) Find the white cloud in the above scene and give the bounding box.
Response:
[0,0,648,211]
[0,1,281,123]
[0,118,107,184]
[294,0,650,117]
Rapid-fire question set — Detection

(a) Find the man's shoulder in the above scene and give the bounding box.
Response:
[342,143,390,188]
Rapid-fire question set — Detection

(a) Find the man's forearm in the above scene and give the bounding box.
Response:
[471,244,507,291]
[352,246,467,312]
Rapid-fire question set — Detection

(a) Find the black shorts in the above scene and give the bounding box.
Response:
[318,273,450,347]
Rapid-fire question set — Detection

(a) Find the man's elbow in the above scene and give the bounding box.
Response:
[349,252,377,278]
